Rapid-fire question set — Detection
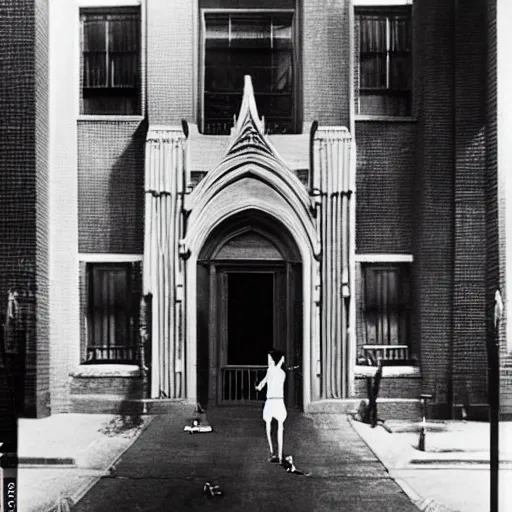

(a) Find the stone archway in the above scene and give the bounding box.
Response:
[196,210,303,409]
[143,76,355,409]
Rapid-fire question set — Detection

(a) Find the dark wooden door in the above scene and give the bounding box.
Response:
[214,264,301,407]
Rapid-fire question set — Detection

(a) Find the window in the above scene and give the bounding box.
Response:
[80,8,141,115]
[362,264,412,361]
[203,11,297,135]
[86,264,136,363]
[356,7,412,116]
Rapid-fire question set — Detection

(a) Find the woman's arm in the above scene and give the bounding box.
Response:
[255,369,270,391]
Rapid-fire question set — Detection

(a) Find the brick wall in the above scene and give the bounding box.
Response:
[486,0,499,400]
[70,376,142,398]
[147,0,195,124]
[302,0,350,128]
[452,0,489,406]
[0,0,50,428]
[355,122,415,254]
[413,0,455,414]
[77,121,146,254]
[34,0,50,419]
[354,376,421,400]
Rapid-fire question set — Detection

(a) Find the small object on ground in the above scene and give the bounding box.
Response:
[56,495,74,512]
[281,455,311,476]
[184,419,213,434]
[367,360,383,427]
[418,393,433,451]
[203,482,224,498]
[268,454,280,463]
[107,464,117,477]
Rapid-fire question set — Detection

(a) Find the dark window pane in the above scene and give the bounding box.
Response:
[230,15,272,48]
[110,53,138,87]
[359,16,387,52]
[389,53,410,89]
[83,53,107,88]
[390,16,410,52]
[80,8,140,115]
[205,14,229,46]
[359,91,410,116]
[87,264,134,362]
[203,12,295,134]
[109,17,139,52]
[363,265,410,347]
[82,90,139,115]
[273,50,293,92]
[83,20,106,51]
[357,9,412,116]
[360,54,386,88]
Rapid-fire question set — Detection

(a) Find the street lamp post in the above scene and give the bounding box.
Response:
[418,394,433,452]
[489,289,503,512]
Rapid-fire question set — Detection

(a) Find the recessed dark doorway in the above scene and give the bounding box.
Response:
[228,272,274,366]
[196,211,303,410]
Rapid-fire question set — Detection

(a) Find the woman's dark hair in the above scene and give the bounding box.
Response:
[268,349,285,365]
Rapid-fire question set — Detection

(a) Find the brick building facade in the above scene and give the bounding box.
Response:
[0,0,509,432]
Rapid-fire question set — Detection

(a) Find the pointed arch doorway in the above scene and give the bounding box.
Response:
[196,210,303,409]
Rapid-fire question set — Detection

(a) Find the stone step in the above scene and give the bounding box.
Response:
[306,398,421,420]
[70,376,143,397]
[70,394,196,415]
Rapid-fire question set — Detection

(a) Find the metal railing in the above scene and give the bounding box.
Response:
[85,345,137,363]
[362,344,409,363]
[220,365,267,403]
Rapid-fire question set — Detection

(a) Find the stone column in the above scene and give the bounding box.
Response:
[313,127,354,399]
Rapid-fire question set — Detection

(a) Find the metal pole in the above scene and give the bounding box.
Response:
[490,290,503,512]
[490,329,499,512]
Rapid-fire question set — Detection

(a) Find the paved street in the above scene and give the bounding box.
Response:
[73,408,419,512]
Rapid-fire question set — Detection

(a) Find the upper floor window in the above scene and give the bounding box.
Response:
[202,11,297,135]
[356,7,412,116]
[80,8,141,116]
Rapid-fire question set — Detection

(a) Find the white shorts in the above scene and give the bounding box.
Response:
[263,399,287,423]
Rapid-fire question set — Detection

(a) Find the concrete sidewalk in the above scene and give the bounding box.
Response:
[351,416,512,512]
[17,412,154,512]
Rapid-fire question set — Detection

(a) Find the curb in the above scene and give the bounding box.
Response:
[19,457,76,467]
[43,415,155,512]
[410,458,512,466]
[414,498,460,512]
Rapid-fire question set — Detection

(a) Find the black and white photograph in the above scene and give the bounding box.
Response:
[0,0,510,510]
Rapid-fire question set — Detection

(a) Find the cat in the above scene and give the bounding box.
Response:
[281,455,311,476]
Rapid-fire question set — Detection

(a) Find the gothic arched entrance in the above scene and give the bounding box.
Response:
[196,210,303,409]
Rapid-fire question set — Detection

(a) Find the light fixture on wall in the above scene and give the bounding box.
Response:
[342,267,350,298]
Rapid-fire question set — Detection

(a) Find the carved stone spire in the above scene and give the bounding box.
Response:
[224,75,274,157]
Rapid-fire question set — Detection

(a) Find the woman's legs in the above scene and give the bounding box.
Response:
[265,420,274,454]
[277,420,284,462]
